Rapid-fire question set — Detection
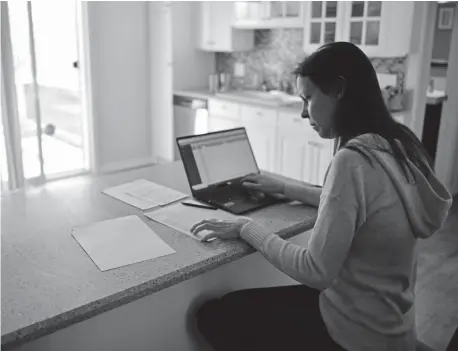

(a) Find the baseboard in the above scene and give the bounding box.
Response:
[98,157,156,174]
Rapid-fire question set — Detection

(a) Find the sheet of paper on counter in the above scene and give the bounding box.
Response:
[145,202,238,242]
[71,215,176,271]
[103,179,188,210]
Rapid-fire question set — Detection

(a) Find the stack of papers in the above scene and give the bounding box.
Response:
[145,202,237,242]
[103,179,188,210]
[71,215,176,271]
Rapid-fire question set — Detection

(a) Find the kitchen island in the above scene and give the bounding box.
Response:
[1,161,317,351]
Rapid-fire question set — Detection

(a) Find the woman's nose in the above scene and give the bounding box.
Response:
[301,106,310,119]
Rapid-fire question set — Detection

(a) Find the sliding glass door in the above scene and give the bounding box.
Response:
[1,1,88,191]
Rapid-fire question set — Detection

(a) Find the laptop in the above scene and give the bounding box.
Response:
[176,127,281,214]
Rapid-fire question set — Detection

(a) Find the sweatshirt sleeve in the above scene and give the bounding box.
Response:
[240,148,366,290]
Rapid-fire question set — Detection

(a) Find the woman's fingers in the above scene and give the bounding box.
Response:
[190,218,220,232]
[191,222,220,235]
[200,232,219,242]
[241,173,260,183]
[242,182,261,190]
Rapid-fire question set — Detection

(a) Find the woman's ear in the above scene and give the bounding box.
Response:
[334,76,347,100]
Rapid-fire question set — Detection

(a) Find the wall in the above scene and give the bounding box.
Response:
[148,2,174,164]
[11,232,311,351]
[171,2,215,90]
[86,2,152,172]
[216,29,408,94]
[429,2,456,90]
[147,2,216,164]
[432,2,456,61]
[436,4,458,195]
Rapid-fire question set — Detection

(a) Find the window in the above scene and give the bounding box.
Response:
[349,1,381,46]
[309,1,338,44]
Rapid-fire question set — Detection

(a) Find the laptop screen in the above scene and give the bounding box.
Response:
[177,128,259,191]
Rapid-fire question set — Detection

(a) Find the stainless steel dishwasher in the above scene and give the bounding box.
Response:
[173,94,209,161]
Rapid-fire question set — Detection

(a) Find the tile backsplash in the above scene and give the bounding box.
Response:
[216,29,407,93]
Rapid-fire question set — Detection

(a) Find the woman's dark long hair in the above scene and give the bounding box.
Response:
[293,42,432,183]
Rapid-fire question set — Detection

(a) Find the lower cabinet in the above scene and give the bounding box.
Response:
[207,115,242,132]
[206,104,334,186]
[276,125,333,186]
[245,125,276,172]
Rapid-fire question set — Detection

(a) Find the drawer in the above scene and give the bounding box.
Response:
[208,99,240,120]
[240,104,277,127]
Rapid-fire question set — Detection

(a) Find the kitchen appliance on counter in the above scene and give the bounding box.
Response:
[173,94,208,161]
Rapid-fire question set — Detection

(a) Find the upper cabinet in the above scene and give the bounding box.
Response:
[233,1,305,29]
[303,1,346,52]
[303,1,415,57]
[197,1,254,52]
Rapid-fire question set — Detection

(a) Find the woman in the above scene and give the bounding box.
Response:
[190,42,452,351]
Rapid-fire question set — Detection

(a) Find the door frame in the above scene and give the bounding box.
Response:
[405,1,437,141]
[406,1,458,195]
[1,1,25,190]
[435,3,458,195]
[1,1,95,191]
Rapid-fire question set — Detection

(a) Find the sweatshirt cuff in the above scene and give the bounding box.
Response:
[240,221,274,250]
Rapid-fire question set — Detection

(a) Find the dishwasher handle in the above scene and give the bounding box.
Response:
[173,95,208,110]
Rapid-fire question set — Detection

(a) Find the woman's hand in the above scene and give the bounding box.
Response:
[241,173,285,195]
[190,217,252,242]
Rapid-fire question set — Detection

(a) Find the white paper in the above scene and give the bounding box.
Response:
[145,202,238,241]
[71,215,176,271]
[103,179,188,210]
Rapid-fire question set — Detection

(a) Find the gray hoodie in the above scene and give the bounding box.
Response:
[240,133,452,351]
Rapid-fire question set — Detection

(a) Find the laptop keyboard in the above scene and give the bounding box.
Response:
[198,182,249,204]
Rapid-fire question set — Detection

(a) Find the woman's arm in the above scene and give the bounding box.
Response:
[283,182,322,208]
[240,149,365,290]
[242,174,323,207]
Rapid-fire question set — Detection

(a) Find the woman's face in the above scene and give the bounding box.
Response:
[296,76,339,139]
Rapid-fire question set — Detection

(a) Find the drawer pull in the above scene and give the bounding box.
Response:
[256,112,263,116]
[294,118,302,123]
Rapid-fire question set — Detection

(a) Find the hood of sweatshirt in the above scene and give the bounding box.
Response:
[347,134,453,239]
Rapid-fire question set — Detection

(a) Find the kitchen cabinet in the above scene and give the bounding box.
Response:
[233,1,304,29]
[303,1,415,57]
[276,111,333,186]
[198,1,254,52]
[208,116,242,133]
[340,1,414,57]
[207,98,242,132]
[206,98,334,185]
[240,104,277,172]
[303,1,346,53]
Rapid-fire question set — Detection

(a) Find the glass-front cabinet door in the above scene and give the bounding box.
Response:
[234,1,304,28]
[303,1,345,52]
[304,2,414,57]
[340,1,387,56]
[345,1,382,46]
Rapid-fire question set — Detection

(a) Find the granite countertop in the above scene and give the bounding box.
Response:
[174,88,407,114]
[174,88,301,109]
[1,162,317,349]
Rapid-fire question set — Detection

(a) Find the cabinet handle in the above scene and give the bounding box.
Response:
[256,112,263,117]
[293,118,302,123]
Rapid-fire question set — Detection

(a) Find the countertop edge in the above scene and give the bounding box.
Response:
[1,217,316,350]
[174,89,410,114]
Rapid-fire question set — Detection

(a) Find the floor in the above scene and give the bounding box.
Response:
[416,195,458,350]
